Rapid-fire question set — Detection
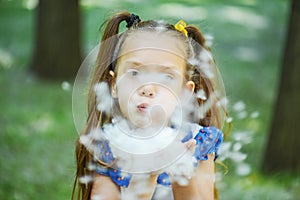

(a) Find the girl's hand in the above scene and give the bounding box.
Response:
[172,154,215,200]
[165,138,197,185]
[91,173,121,200]
[91,173,158,200]
[184,138,197,150]
[121,173,158,200]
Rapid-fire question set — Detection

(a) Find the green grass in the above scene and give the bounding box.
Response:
[218,171,300,200]
[1,0,299,199]
[0,70,76,199]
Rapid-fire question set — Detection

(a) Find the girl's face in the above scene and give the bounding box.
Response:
[113,31,194,128]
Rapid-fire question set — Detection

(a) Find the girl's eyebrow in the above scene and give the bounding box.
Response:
[122,61,142,70]
[124,60,181,73]
[125,61,141,66]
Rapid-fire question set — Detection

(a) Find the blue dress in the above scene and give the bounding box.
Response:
[93,124,223,188]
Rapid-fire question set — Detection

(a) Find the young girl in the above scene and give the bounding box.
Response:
[72,11,228,200]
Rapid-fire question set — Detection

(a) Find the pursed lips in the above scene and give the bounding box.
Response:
[137,103,149,112]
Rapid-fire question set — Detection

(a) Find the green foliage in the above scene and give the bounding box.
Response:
[1,0,298,199]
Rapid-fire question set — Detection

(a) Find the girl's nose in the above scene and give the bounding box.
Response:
[138,84,156,97]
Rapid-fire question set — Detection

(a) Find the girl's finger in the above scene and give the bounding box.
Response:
[185,139,197,151]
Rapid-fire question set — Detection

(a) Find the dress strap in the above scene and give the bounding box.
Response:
[95,140,132,187]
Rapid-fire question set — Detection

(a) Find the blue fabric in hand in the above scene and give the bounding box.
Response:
[193,126,223,161]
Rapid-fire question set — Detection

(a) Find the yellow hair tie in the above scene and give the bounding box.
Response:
[174,20,188,37]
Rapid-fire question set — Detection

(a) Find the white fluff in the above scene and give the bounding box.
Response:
[199,61,214,78]
[217,130,253,177]
[79,116,205,187]
[237,111,248,119]
[236,162,251,176]
[197,92,218,119]
[94,82,112,114]
[233,142,242,151]
[166,152,197,186]
[61,81,71,91]
[216,97,228,108]
[226,117,233,123]
[218,141,232,161]
[155,25,168,32]
[79,128,105,160]
[79,135,92,148]
[164,123,201,186]
[121,174,153,200]
[232,101,246,112]
[152,185,173,200]
[103,120,177,154]
[199,49,213,63]
[89,128,104,141]
[79,175,93,185]
[196,89,207,100]
[170,89,199,127]
[187,58,200,66]
[204,34,214,47]
[230,151,247,162]
[250,111,260,118]
[233,131,253,144]
[91,194,120,200]
[87,162,97,171]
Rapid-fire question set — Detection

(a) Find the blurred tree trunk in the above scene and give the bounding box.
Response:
[262,0,300,173]
[31,0,81,80]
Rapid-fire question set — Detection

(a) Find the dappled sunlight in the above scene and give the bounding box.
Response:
[0,48,14,69]
[122,0,141,3]
[80,0,142,8]
[22,0,38,10]
[28,114,53,134]
[238,0,259,6]
[219,6,269,29]
[157,3,207,21]
[81,0,117,8]
[234,46,261,62]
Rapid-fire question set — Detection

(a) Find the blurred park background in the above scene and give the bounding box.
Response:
[1,0,299,199]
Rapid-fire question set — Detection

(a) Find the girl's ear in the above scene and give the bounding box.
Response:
[185,81,195,92]
[110,70,118,98]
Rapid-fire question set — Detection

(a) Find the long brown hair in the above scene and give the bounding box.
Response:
[72,11,229,200]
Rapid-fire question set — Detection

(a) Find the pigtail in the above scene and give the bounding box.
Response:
[72,12,131,200]
[89,11,131,116]
[186,25,208,50]
[186,25,223,130]
[186,25,230,200]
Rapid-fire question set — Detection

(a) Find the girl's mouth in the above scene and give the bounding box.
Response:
[137,103,149,112]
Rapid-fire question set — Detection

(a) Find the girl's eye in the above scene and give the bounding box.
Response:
[127,69,139,76]
[165,73,174,80]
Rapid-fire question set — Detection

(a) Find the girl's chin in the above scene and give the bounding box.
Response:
[127,108,169,128]
[145,120,170,129]
[127,117,169,129]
